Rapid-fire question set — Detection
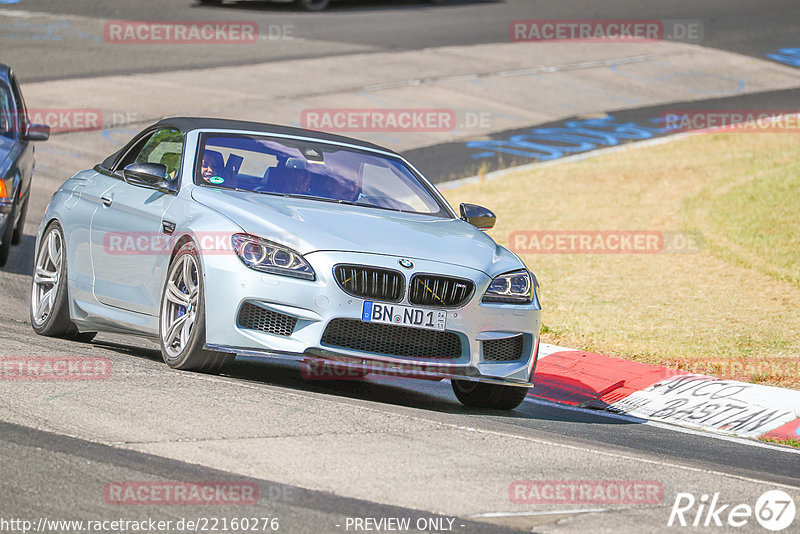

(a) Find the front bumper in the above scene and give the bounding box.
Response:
[0,196,13,233]
[202,250,541,387]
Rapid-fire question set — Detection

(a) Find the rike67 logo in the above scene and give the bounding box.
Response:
[668,490,796,531]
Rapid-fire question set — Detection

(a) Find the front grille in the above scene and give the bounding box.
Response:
[334,265,404,302]
[321,318,462,359]
[483,335,524,362]
[237,302,298,336]
[408,275,474,308]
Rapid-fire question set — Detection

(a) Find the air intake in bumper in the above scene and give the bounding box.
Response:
[482,335,525,362]
[237,302,298,337]
[321,318,462,359]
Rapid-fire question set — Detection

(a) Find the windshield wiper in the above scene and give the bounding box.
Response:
[241,189,417,214]
[281,193,356,205]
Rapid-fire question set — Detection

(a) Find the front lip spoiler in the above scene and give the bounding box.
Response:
[204,343,534,387]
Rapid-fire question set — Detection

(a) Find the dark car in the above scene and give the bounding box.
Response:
[198,0,445,12]
[0,63,50,267]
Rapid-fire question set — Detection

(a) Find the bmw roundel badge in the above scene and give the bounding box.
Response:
[399,259,414,269]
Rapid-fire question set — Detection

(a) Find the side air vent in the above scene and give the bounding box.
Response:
[482,335,524,362]
[237,302,298,336]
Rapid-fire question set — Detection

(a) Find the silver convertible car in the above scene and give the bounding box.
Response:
[31,118,541,409]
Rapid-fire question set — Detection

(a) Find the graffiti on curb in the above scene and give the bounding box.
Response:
[613,375,799,438]
[767,48,800,68]
[465,115,672,161]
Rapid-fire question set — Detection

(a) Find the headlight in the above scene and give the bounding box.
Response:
[231,234,315,280]
[482,269,534,304]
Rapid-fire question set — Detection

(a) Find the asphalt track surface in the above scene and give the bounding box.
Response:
[409,86,800,183]
[2,1,800,532]
[2,0,799,82]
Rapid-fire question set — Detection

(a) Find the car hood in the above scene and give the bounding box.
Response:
[191,187,522,275]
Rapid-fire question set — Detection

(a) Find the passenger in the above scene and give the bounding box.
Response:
[282,167,313,195]
[326,176,360,202]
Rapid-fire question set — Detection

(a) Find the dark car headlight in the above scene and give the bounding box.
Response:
[231,234,315,280]
[482,269,535,304]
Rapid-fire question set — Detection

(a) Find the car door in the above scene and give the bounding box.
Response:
[0,80,20,218]
[90,127,183,316]
[8,73,33,202]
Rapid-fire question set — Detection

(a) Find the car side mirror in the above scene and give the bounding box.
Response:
[122,163,176,192]
[24,123,50,141]
[460,203,496,230]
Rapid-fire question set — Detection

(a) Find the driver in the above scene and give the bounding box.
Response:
[200,150,225,185]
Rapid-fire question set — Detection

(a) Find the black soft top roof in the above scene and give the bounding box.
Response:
[156,117,390,152]
[101,116,395,170]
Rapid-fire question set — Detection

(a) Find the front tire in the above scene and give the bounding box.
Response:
[0,215,12,267]
[30,221,96,342]
[11,195,29,245]
[159,242,233,373]
[451,379,529,410]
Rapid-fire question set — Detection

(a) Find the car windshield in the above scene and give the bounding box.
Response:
[194,133,449,217]
[0,82,14,139]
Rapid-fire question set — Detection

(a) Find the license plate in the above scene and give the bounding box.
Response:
[361,301,446,331]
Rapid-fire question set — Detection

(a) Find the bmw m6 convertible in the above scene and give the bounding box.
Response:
[31,117,541,409]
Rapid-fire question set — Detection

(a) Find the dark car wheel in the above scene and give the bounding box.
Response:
[451,379,530,410]
[0,192,17,267]
[297,0,330,11]
[0,217,12,267]
[159,242,234,373]
[30,221,97,342]
[11,195,29,245]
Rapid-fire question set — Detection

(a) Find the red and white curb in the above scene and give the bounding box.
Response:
[530,344,800,441]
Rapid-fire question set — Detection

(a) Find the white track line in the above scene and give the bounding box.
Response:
[470,508,607,518]
[524,397,800,456]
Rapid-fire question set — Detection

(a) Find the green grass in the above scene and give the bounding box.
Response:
[441,132,800,388]
[690,163,800,285]
[760,437,800,449]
